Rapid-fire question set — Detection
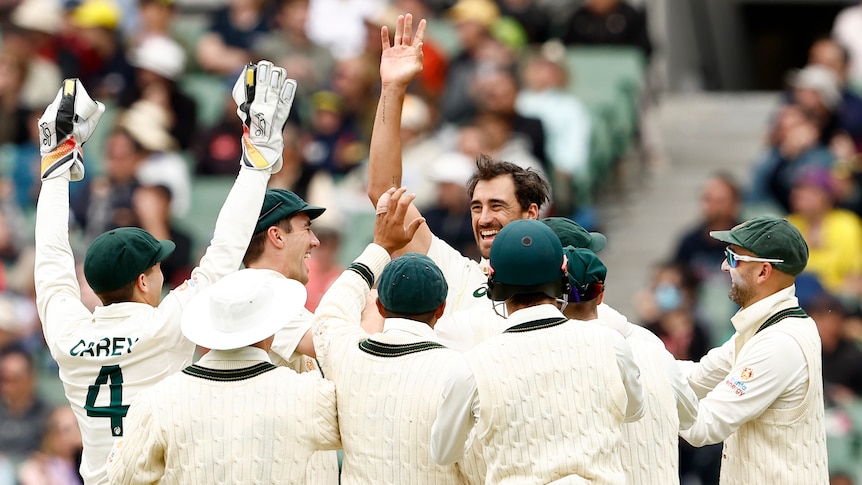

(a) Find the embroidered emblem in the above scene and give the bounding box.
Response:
[473,286,487,298]
[740,367,754,381]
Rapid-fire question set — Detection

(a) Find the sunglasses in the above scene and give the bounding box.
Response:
[724,246,784,269]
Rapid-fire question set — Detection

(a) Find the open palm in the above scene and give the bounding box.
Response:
[380,14,427,88]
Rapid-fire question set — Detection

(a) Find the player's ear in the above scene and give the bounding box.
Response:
[434,301,447,319]
[375,298,386,318]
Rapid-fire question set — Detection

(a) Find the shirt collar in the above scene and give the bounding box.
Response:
[93,301,153,319]
[506,303,567,329]
[731,284,799,341]
[382,318,440,342]
[198,346,272,364]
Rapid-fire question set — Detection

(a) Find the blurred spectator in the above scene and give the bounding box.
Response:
[196,0,271,77]
[467,112,546,179]
[63,0,134,100]
[120,36,198,151]
[303,90,366,178]
[0,48,34,146]
[136,0,176,43]
[560,0,652,61]
[254,0,336,101]
[635,261,711,360]
[193,90,243,175]
[120,100,191,218]
[808,38,862,152]
[422,152,478,260]
[306,0,385,60]
[0,348,51,463]
[71,129,142,241]
[786,166,862,296]
[329,56,378,141]
[517,49,591,214]
[832,1,862,86]
[0,183,26,271]
[131,185,192,289]
[440,0,500,124]
[749,103,834,212]
[497,0,552,44]
[7,0,66,110]
[807,294,862,401]
[473,66,548,170]
[673,172,742,282]
[17,406,83,485]
[304,225,343,311]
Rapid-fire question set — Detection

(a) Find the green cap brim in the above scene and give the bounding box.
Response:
[153,240,176,265]
[588,232,607,253]
[709,230,744,248]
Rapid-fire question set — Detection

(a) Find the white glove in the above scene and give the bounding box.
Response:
[231,60,297,174]
[38,79,106,181]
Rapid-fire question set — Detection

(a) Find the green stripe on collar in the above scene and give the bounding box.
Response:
[755,306,808,334]
[504,317,569,333]
[358,339,445,357]
[182,362,277,382]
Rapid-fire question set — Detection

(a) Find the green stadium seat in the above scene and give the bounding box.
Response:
[178,73,229,130]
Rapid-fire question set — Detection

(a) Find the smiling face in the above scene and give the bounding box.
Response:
[280,213,320,284]
[470,175,535,259]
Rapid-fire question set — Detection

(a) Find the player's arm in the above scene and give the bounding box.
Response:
[162,62,295,309]
[366,14,432,256]
[431,355,479,466]
[308,373,342,451]
[657,342,699,430]
[680,330,806,446]
[312,188,424,372]
[680,335,737,399]
[610,330,645,422]
[106,390,166,484]
[34,80,105,340]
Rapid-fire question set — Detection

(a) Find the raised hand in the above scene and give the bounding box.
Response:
[379,13,427,89]
[231,60,298,174]
[38,79,106,181]
[373,187,425,254]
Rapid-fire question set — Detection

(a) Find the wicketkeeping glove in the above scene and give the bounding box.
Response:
[232,60,297,174]
[38,79,106,181]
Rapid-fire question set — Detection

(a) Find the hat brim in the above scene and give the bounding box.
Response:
[588,232,607,253]
[303,206,326,220]
[181,273,307,350]
[709,230,745,249]
[154,240,176,265]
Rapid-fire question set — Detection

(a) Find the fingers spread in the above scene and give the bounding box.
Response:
[404,13,413,45]
[415,18,427,45]
[394,14,404,46]
[380,26,390,50]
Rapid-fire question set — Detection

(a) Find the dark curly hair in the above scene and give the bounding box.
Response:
[466,154,550,212]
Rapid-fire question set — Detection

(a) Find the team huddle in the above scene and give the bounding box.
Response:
[34,14,829,485]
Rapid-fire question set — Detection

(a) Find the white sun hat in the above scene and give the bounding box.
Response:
[181,269,307,350]
[130,35,186,81]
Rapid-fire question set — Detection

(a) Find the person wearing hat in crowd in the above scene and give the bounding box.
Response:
[431,219,644,484]
[106,269,341,484]
[34,62,295,484]
[311,186,467,483]
[241,187,341,482]
[560,246,698,485]
[679,216,828,483]
[120,35,198,151]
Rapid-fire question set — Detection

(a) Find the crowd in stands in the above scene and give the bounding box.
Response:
[3,0,862,483]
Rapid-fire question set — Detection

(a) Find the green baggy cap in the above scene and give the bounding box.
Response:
[541,217,606,252]
[84,227,175,293]
[255,189,326,234]
[710,216,809,276]
[377,253,448,315]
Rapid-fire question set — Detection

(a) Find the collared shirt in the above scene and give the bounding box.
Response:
[681,285,810,446]
[374,318,440,342]
[430,304,644,465]
[197,346,272,368]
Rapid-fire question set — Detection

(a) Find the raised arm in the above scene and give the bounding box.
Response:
[367,14,433,255]
[35,80,105,342]
[163,61,295,308]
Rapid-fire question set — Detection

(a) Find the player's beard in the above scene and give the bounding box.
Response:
[728,271,756,308]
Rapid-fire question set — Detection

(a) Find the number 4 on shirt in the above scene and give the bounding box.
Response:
[85,365,130,437]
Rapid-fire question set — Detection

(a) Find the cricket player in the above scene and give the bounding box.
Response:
[312,187,467,483]
[107,269,341,484]
[34,62,294,484]
[431,220,644,484]
[561,247,698,484]
[679,216,828,483]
